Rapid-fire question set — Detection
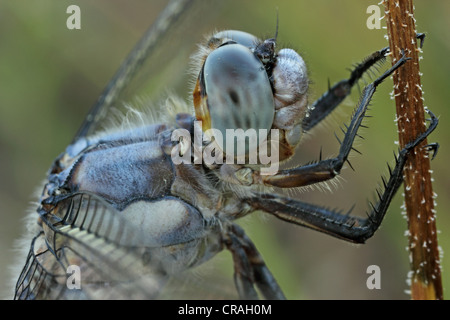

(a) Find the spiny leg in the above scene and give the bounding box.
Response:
[223,224,286,300]
[224,226,258,300]
[303,47,389,132]
[303,33,426,132]
[246,110,438,243]
[259,52,409,188]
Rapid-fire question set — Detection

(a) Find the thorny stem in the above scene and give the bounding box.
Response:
[383,0,443,299]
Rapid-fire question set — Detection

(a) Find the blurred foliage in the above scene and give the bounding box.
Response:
[0,0,448,299]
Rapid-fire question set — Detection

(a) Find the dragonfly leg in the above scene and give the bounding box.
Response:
[302,47,389,132]
[224,223,286,300]
[303,32,426,132]
[257,52,409,188]
[245,110,438,243]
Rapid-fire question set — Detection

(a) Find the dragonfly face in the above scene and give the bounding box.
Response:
[12,0,438,300]
[193,30,308,160]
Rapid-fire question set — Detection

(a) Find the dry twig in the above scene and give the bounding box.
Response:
[383,0,443,300]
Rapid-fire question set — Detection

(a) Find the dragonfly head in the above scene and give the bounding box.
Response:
[193,30,308,162]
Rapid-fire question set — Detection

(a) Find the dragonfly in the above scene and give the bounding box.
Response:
[12,0,438,300]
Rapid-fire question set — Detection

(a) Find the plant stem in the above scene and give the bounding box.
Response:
[383,0,443,300]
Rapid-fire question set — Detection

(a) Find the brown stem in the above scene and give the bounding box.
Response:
[383,0,443,300]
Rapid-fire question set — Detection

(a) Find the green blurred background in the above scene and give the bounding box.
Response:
[0,0,448,299]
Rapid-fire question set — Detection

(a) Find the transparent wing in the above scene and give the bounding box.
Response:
[15,192,169,300]
[15,191,240,300]
[72,0,193,142]
[71,0,233,142]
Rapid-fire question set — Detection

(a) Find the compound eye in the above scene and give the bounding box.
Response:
[199,43,274,155]
[212,30,259,49]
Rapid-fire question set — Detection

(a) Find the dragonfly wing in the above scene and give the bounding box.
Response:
[15,193,170,300]
[72,0,229,142]
[73,0,194,141]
